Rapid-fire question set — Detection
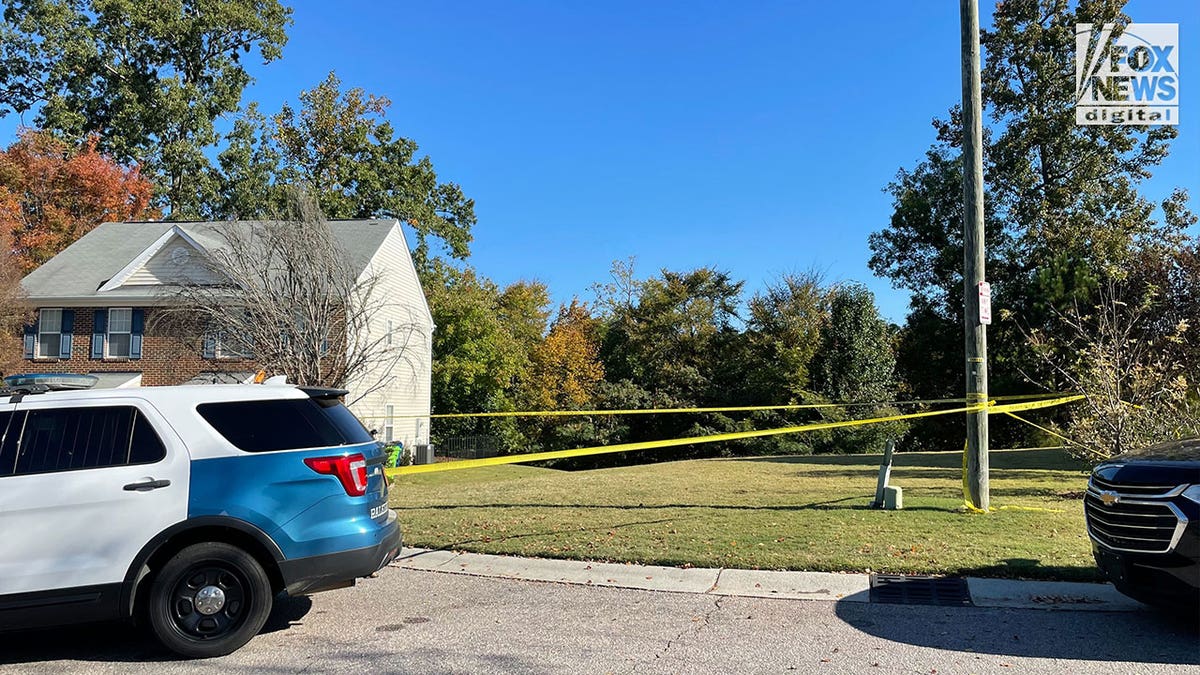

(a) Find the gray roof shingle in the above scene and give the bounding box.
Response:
[20,219,398,302]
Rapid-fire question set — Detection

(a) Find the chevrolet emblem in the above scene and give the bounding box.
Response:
[1099,491,1120,506]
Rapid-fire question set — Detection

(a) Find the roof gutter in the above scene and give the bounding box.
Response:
[20,296,182,307]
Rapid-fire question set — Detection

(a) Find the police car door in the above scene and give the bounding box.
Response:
[0,398,189,596]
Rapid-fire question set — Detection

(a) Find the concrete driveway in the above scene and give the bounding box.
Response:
[1,562,1197,674]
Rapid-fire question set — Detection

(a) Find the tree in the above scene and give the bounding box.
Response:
[1023,276,1199,462]
[599,265,743,401]
[982,2,1178,270]
[524,300,604,412]
[161,189,415,400]
[517,300,606,453]
[814,284,897,405]
[0,223,29,375]
[742,270,828,404]
[424,262,549,450]
[868,138,1014,314]
[807,283,905,453]
[891,296,963,450]
[0,129,156,273]
[591,263,749,463]
[869,0,1193,448]
[213,73,477,266]
[1,0,292,215]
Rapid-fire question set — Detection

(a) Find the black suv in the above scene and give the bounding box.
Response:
[1085,437,1200,610]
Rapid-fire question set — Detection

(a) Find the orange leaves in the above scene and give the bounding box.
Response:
[0,129,158,273]
[525,300,605,411]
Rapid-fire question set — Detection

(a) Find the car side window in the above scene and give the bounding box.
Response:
[10,406,166,477]
[130,410,168,464]
[0,411,17,477]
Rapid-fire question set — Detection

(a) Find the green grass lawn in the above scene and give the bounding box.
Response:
[389,448,1101,581]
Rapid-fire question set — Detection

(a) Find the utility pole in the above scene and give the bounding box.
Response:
[960,0,989,510]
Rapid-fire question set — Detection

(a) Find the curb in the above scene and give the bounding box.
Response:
[390,548,1146,612]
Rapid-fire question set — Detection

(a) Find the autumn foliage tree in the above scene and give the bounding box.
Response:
[0,222,28,374]
[524,300,604,411]
[0,129,156,272]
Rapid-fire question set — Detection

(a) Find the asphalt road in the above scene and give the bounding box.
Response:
[1,566,1196,674]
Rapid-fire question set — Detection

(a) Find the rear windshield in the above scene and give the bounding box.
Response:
[196,398,374,453]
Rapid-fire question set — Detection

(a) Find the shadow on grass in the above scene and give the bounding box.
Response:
[952,557,1100,582]
[741,448,1088,472]
[438,516,682,548]
[395,495,961,515]
[777,468,898,479]
[780,468,1088,482]
[987,486,1087,500]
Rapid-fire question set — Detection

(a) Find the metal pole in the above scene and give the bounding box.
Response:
[960,0,989,510]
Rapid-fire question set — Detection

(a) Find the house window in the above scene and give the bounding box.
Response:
[384,405,395,443]
[205,330,252,360]
[37,309,62,358]
[386,320,393,346]
[222,330,254,359]
[107,308,133,358]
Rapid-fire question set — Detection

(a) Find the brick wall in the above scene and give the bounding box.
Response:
[19,307,256,386]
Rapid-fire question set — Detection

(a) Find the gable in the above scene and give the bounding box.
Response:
[359,223,434,327]
[121,235,221,287]
[98,228,224,293]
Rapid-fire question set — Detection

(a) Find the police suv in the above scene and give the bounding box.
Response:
[0,375,401,658]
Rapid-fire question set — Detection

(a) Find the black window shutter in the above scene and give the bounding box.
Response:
[23,321,36,359]
[92,309,107,359]
[130,309,144,360]
[60,309,74,358]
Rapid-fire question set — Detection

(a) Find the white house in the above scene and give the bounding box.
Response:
[16,219,433,453]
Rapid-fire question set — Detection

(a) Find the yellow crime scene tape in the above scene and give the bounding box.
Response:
[959,394,1088,513]
[385,394,1084,478]
[1002,411,1093,454]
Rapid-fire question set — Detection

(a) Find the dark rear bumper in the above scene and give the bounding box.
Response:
[279,515,401,596]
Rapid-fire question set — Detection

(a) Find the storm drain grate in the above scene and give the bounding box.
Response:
[869,574,973,606]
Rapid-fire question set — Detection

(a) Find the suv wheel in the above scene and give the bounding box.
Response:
[147,542,273,658]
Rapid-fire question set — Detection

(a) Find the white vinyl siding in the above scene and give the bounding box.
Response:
[107,308,132,358]
[37,309,62,358]
[345,223,433,456]
[123,236,220,286]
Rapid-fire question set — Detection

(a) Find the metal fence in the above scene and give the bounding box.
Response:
[439,435,502,460]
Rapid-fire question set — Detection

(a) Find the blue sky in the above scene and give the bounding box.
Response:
[4,1,1196,321]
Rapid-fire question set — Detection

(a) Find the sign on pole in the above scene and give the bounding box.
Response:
[978,281,992,325]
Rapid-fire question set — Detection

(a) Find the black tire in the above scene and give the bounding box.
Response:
[146,542,273,658]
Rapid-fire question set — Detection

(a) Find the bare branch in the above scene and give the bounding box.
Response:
[155,187,420,396]
[1018,276,1200,461]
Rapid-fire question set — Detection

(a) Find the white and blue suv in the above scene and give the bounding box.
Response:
[0,377,401,658]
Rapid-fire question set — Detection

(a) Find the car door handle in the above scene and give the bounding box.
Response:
[123,479,171,492]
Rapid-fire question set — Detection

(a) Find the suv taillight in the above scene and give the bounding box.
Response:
[304,453,368,497]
